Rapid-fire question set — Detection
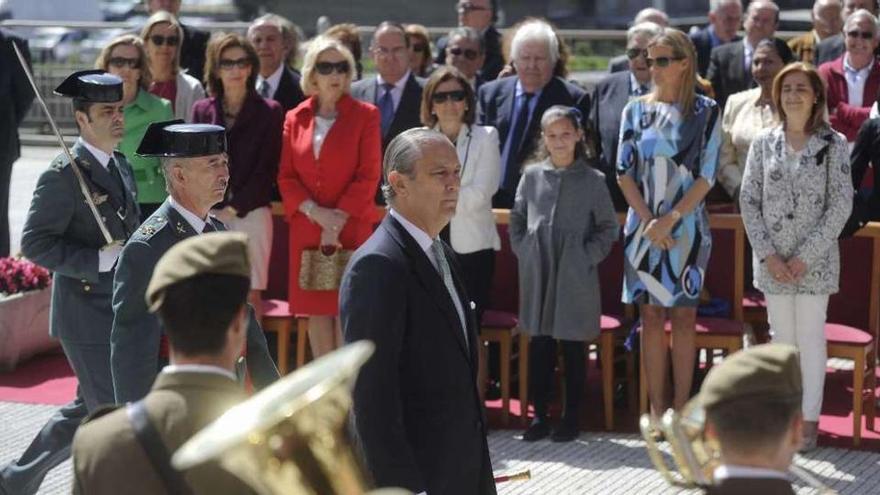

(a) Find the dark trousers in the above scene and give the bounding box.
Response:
[454,248,495,320]
[0,158,13,257]
[528,336,586,424]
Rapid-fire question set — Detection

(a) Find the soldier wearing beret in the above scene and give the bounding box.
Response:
[699,344,803,495]
[73,232,256,495]
[1,70,140,495]
[110,120,278,405]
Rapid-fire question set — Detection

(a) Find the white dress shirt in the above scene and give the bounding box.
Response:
[714,464,789,482]
[79,137,113,170]
[843,55,872,108]
[169,196,214,233]
[256,63,285,100]
[377,69,411,112]
[162,363,237,381]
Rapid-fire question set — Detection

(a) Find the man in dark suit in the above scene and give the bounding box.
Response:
[0,29,34,257]
[607,7,669,73]
[144,0,208,82]
[110,120,278,405]
[73,232,255,495]
[248,13,306,113]
[1,71,141,495]
[707,0,791,110]
[690,0,743,76]
[478,19,591,208]
[788,0,843,64]
[445,27,487,92]
[434,0,504,81]
[698,344,803,494]
[592,22,661,211]
[341,128,495,495]
[815,0,878,64]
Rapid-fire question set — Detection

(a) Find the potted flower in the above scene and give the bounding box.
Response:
[0,256,54,371]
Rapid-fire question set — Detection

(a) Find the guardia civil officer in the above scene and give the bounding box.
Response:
[0,70,140,495]
[110,119,279,404]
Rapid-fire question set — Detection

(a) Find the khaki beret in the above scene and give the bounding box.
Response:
[698,343,802,411]
[146,232,251,312]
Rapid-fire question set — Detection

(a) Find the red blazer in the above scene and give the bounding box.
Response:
[818,55,880,141]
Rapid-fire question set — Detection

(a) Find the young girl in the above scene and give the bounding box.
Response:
[509,105,619,442]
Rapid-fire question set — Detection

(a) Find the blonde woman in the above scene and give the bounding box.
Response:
[277,37,381,358]
[616,28,721,420]
[95,34,173,219]
[140,10,205,122]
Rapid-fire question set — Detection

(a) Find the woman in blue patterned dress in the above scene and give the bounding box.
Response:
[616,28,721,418]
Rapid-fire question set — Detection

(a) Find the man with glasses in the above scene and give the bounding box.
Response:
[608,7,669,73]
[816,0,879,64]
[247,13,306,113]
[444,26,486,90]
[143,0,209,82]
[789,0,844,64]
[690,0,744,76]
[707,0,792,110]
[592,22,663,212]
[434,0,505,80]
[351,21,425,160]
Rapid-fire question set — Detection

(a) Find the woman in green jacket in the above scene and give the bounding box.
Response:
[96,34,173,220]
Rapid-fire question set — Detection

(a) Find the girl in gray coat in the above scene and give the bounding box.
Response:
[510,106,619,442]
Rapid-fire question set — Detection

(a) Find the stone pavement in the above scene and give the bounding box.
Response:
[2,401,879,494]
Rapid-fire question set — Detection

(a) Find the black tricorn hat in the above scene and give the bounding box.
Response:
[136,120,227,157]
[54,70,123,102]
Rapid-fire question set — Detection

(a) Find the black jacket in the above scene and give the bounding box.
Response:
[850,117,880,222]
[690,26,741,77]
[707,38,792,111]
[179,23,209,83]
[350,72,425,151]
[272,67,306,114]
[591,70,633,211]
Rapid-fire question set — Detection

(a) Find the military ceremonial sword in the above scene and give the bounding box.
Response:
[11,40,115,245]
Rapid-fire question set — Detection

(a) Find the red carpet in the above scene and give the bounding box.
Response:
[0,351,76,405]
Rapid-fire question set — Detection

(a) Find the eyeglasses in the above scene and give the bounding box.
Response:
[432,90,467,103]
[457,2,488,13]
[846,30,874,40]
[372,45,408,57]
[108,56,142,69]
[315,61,350,75]
[411,43,428,53]
[449,47,480,60]
[149,34,180,47]
[646,56,685,68]
[219,57,251,70]
[625,48,647,60]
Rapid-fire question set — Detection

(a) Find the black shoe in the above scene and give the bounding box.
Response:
[551,421,579,442]
[485,380,501,401]
[521,420,551,442]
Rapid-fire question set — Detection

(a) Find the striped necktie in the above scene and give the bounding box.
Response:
[430,239,468,348]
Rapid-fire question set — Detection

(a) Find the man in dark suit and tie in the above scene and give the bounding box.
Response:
[690,0,743,76]
[434,0,505,81]
[248,13,306,113]
[144,0,209,82]
[445,27,487,92]
[477,19,591,208]
[607,7,669,73]
[815,0,879,64]
[0,28,34,257]
[341,128,495,495]
[592,22,661,211]
[707,0,792,110]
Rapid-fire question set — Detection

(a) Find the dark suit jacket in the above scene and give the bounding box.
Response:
[72,371,254,495]
[350,72,425,150]
[179,23,209,83]
[707,38,791,111]
[690,26,741,77]
[273,67,306,114]
[607,54,628,73]
[815,33,845,66]
[340,215,496,495]
[477,75,591,207]
[0,29,32,166]
[591,71,633,211]
[704,477,796,495]
[435,25,504,81]
[850,117,880,220]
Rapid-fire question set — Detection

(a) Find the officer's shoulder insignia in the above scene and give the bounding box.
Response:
[134,217,169,240]
[83,404,122,424]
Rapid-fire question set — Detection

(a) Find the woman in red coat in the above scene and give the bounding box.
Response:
[278,36,381,358]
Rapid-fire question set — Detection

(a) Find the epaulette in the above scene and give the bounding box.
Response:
[83,404,122,424]
[132,216,169,241]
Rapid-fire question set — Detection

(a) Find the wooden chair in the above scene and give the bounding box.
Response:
[479,310,521,426]
[826,323,877,446]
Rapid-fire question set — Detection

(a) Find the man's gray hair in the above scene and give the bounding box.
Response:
[633,7,669,26]
[845,8,880,37]
[814,0,842,18]
[248,13,297,48]
[448,26,485,54]
[746,0,781,18]
[382,128,449,202]
[510,19,559,65]
[627,21,663,43]
[709,0,743,14]
[160,157,177,194]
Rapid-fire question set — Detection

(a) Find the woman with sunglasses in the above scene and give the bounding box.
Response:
[818,8,880,142]
[140,10,205,122]
[191,33,283,318]
[419,66,501,397]
[617,28,720,425]
[95,34,173,220]
[278,36,381,358]
[405,24,438,78]
[740,63,851,451]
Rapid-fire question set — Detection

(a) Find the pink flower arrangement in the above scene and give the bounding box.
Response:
[0,257,51,296]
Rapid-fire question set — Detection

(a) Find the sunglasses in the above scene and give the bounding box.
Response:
[646,56,685,68]
[315,60,350,75]
[625,48,647,60]
[411,43,428,53]
[219,57,251,70]
[108,56,141,69]
[432,90,467,104]
[149,34,180,47]
[846,30,874,40]
[449,47,479,60]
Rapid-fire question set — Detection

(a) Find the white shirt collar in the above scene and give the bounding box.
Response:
[629,72,651,95]
[78,137,112,169]
[257,63,285,98]
[714,464,789,482]
[389,208,435,255]
[162,363,237,381]
[843,54,872,76]
[168,196,210,233]
[377,69,411,93]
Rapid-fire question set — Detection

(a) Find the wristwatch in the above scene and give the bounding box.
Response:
[669,209,682,222]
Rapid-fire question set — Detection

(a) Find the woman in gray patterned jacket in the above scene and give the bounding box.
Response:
[740,63,852,452]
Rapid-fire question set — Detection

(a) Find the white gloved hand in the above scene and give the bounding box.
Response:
[98,241,124,273]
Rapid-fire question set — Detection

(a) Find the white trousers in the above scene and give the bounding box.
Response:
[222,206,273,290]
[765,293,829,422]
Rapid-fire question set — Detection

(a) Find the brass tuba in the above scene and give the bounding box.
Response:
[172,341,404,495]
[640,405,838,494]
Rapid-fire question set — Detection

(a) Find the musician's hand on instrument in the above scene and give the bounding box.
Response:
[98,241,124,273]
